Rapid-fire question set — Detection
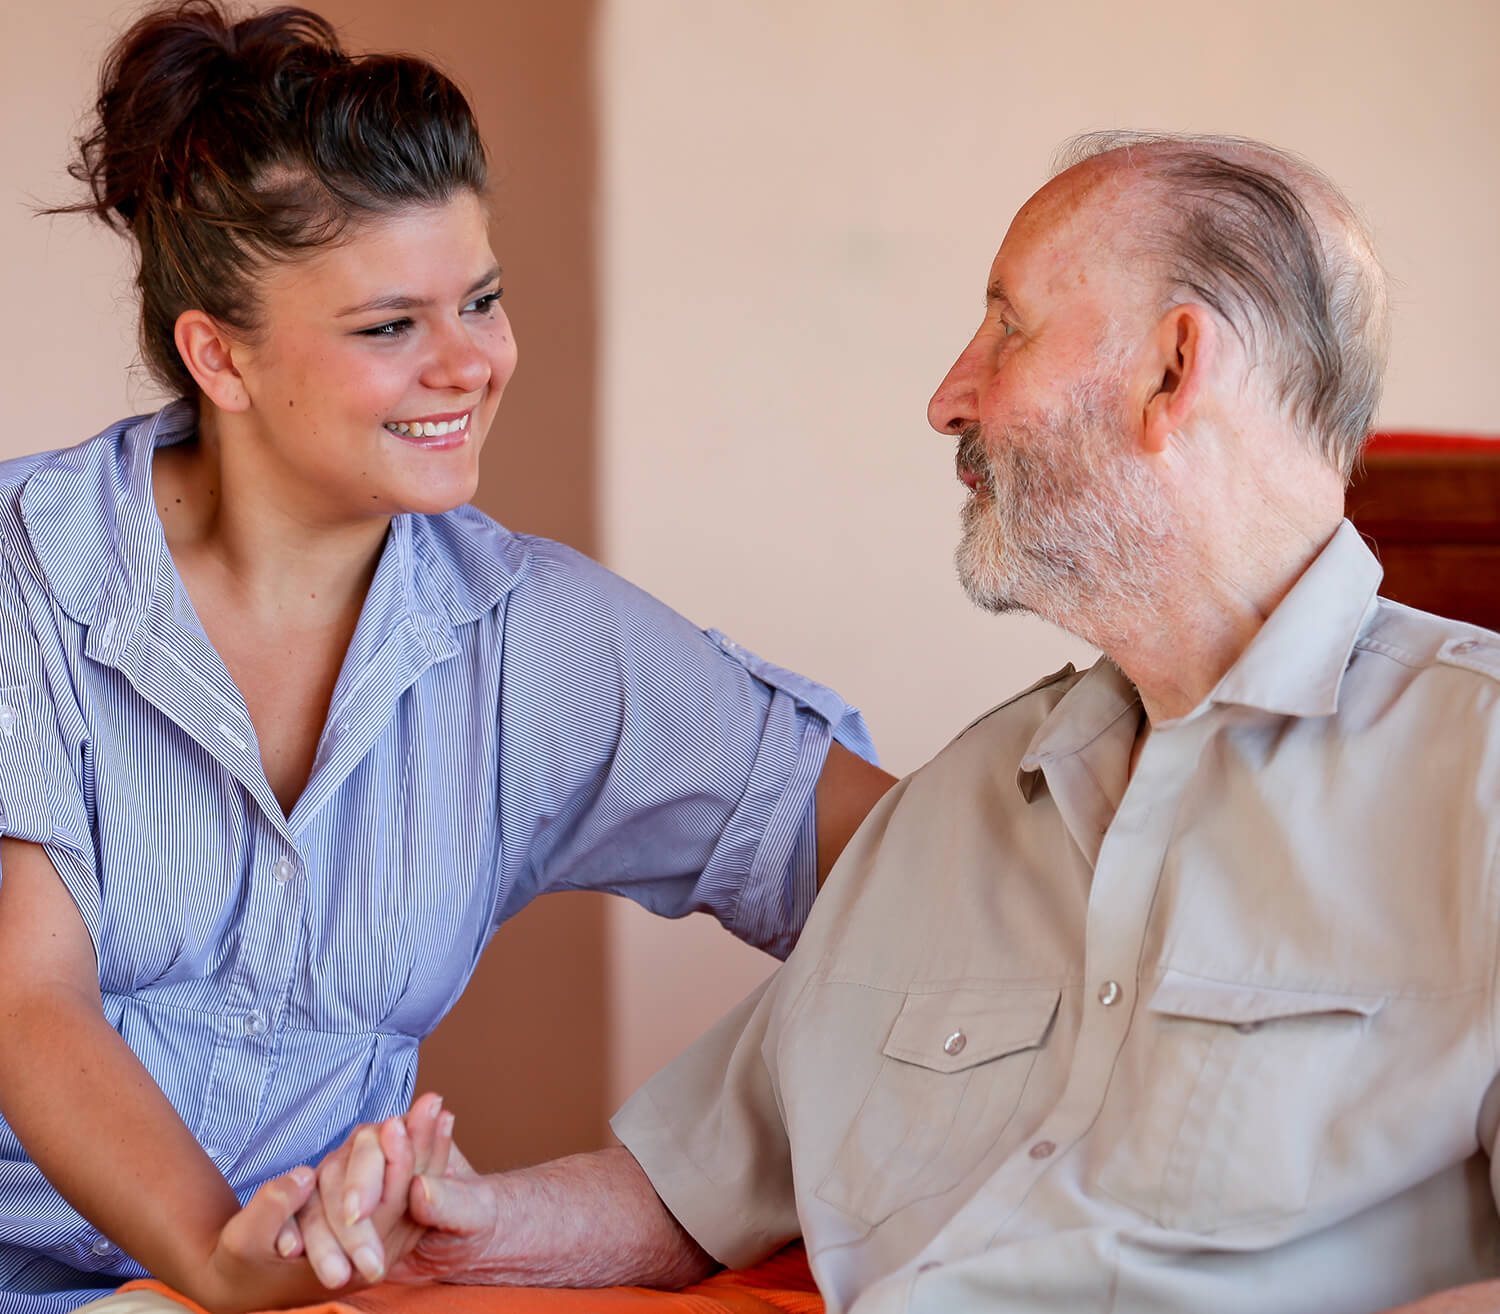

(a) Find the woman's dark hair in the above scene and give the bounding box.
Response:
[53,1,488,397]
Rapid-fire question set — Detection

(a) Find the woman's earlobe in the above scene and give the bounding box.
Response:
[174,311,250,412]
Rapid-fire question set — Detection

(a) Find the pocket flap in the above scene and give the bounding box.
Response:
[1148,968,1386,1025]
[883,987,1060,1073]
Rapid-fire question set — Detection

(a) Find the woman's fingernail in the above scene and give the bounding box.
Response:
[320,1255,351,1288]
[343,1191,362,1226]
[290,1166,313,1188]
[276,1231,297,1258]
[440,1111,455,1136]
[354,1245,384,1282]
[429,1096,443,1120]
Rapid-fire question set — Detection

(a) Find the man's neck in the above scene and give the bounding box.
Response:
[1109,507,1344,725]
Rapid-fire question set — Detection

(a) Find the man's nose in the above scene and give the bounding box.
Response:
[927,337,983,436]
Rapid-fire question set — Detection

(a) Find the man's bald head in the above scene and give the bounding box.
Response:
[1050,132,1389,479]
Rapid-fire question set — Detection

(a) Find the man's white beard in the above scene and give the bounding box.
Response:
[955,371,1171,634]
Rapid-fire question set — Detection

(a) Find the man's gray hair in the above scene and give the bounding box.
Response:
[1055,131,1390,480]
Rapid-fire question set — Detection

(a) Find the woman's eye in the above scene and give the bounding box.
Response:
[357,318,413,339]
[465,290,504,315]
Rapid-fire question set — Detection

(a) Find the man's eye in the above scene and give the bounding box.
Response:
[1001,320,1018,338]
[357,318,413,339]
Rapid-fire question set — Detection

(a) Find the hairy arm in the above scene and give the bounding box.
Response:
[813,740,895,890]
[0,838,346,1313]
[381,1145,716,1289]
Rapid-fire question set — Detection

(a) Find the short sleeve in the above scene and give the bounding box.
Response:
[496,540,878,958]
[611,970,798,1270]
[0,547,99,943]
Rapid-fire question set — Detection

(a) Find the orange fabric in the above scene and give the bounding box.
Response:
[115,1242,822,1314]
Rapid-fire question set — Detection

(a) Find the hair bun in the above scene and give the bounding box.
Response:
[70,2,345,225]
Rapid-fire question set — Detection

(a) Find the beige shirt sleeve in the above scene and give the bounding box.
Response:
[611,972,800,1271]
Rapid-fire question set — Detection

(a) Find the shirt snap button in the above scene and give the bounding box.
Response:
[1098,980,1122,1007]
[90,1236,113,1256]
[0,704,19,737]
[1029,1140,1057,1159]
[942,1030,967,1056]
[243,1010,268,1037]
[272,858,296,885]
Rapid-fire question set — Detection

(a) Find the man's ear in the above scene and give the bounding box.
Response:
[1141,303,1217,454]
[174,310,251,413]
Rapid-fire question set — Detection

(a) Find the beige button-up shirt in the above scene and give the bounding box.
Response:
[614,522,1500,1314]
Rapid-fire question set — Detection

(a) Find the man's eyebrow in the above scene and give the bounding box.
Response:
[985,279,1018,315]
[335,265,503,318]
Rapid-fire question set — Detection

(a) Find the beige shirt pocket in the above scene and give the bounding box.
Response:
[1096,969,1385,1234]
[817,986,1060,1227]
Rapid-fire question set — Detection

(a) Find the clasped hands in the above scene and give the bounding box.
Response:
[213,1091,493,1303]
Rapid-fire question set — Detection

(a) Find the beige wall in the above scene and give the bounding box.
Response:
[597,0,1500,1102]
[6,0,1499,1146]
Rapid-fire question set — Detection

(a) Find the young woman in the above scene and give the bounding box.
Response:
[0,4,892,1310]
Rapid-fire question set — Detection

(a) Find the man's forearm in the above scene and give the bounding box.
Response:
[415,1147,716,1289]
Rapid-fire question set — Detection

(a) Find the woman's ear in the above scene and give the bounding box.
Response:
[174,310,250,412]
[1141,304,1217,454]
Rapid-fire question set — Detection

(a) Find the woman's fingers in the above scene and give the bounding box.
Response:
[344,1121,397,1227]
[221,1166,315,1260]
[297,1184,354,1289]
[274,1217,303,1260]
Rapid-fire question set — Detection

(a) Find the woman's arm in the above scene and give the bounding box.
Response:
[814,741,896,889]
[0,838,358,1313]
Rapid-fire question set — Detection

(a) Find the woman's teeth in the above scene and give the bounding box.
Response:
[384,414,469,438]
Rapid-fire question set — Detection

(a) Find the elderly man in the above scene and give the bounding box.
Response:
[91,132,1500,1314]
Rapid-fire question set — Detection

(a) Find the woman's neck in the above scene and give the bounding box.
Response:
[152,404,390,627]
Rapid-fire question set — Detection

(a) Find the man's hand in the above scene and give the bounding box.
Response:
[290,1092,454,1288]
[387,1143,499,1284]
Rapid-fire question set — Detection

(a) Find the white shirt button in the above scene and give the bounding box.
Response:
[90,1236,113,1256]
[243,1010,268,1037]
[1098,980,1123,1007]
[1029,1140,1057,1159]
[0,704,19,737]
[272,858,296,885]
[942,1030,967,1056]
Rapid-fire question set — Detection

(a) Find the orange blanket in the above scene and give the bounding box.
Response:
[117,1242,823,1314]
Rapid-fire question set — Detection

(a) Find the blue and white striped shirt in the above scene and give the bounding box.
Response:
[0,403,875,1310]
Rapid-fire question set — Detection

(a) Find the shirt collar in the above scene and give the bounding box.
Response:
[1015,519,1383,800]
[17,401,528,644]
[1203,519,1382,719]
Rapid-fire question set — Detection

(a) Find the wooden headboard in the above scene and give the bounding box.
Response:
[1345,433,1500,632]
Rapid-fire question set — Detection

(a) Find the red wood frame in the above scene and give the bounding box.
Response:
[1345,432,1500,631]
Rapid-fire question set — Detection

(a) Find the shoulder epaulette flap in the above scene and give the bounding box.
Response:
[956,662,1079,738]
[1436,635,1500,684]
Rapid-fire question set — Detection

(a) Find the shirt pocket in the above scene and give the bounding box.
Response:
[817,986,1060,1226]
[1095,969,1385,1234]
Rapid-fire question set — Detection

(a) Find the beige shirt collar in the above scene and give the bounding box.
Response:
[1018,519,1383,804]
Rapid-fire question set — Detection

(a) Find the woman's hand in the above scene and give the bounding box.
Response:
[290,1092,454,1288]
[197,1168,322,1312]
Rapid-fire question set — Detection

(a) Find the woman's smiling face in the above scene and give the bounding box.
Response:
[220,190,516,522]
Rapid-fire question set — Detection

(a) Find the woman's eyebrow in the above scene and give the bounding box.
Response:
[336,265,503,318]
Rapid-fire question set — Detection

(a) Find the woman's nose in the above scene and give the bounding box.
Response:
[424,323,492,394]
